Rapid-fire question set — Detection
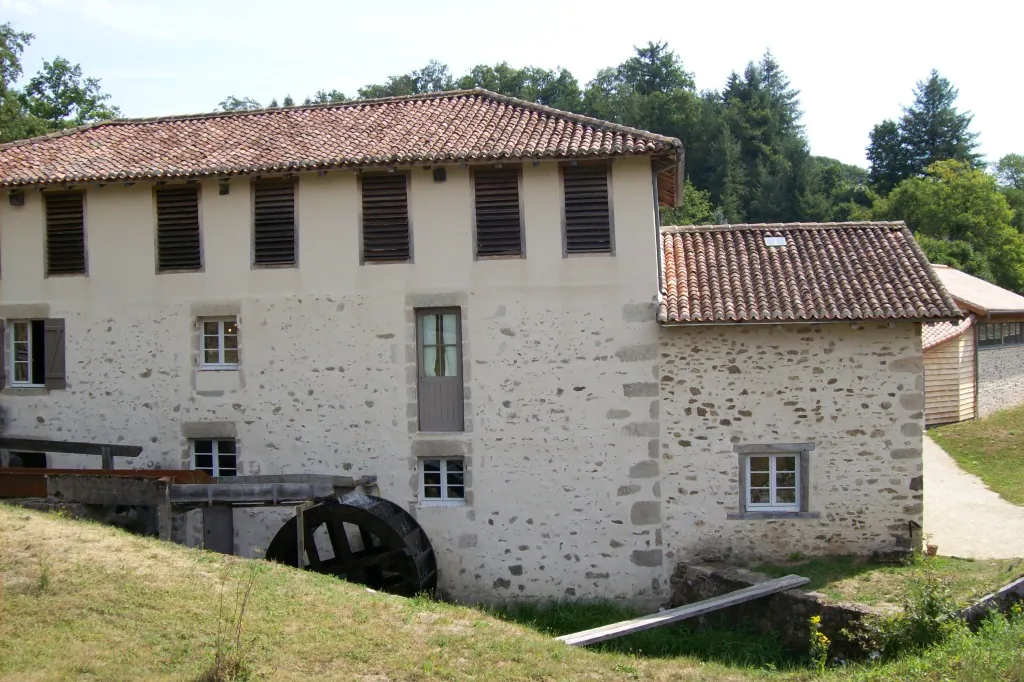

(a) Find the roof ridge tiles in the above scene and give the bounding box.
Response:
[660,221,907,234]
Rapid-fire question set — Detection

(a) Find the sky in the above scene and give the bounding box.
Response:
[2,0,1020,169]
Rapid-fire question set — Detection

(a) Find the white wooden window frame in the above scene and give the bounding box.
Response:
[7,320,43,387]
[745,454,800,512]
[419,457,466,505]
[730,443,817,520]
[190,438,238,477]
[199,317,239,370]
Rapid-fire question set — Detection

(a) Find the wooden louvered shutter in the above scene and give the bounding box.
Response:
[44,192,87,275]
[253,180,296,266]
[156,186,202,271]
[43,318,66,389]
[563,164,612,254]
[474,169,522,257]
[361,174,410,263]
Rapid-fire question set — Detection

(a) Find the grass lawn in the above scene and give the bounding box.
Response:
[931,403,1024,505]
[1,503,1023,681]
[756,554,1021,607]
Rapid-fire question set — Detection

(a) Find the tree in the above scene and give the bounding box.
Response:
[0,22,46,143]
[304,89,347,105]
[996,153,1024,191]
[357,60,453,99]
[19,57,120,128]
[661,180,717,226]
[879,160,1024,292]
[867,70,981,194]
[218,95,262,111]
[457,63,581,111]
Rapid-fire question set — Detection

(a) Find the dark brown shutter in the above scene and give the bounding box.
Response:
[474,169,522,257]
[253,180,296,265]
[362,174,410,262]
[156,186,202,271]
[43,318,66,389]
[564,165,612,254]
[44,192,86,275]
[0,320,6,389]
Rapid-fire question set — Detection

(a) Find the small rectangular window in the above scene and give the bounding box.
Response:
[156,186,202,271]
[420,457,465,503]
[473,168,522,257]
[361,173,410,263]
[253,179,296,266]
[44,192,86,275]
[563,164,612,255]
[416,309,464,432]
[8,452,47,468]
[746,454,799,511]
[199,318,239,369]
[191,439,238,477]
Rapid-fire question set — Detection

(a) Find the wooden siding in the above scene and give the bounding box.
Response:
[924,331,976,426]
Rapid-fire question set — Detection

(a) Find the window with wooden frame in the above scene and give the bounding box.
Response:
[473,167,523,257]
[979,322,1024,349]
[420,457,465,503]
[361,173,410,263]
[190,439,238,477]
[562,163,612,255]
[0,318,67,389]
[155,185,202,272]
[416,309,463,432]
[199,317,239,369]
[44,191,86,275]
[730,444,815,519]
[253,179,296,266]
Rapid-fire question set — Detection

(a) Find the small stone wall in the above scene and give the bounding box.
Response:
[670,563,887,658]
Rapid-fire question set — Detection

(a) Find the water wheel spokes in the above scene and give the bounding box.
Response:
[264,492,437,597]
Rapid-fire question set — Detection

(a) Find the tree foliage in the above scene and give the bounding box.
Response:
[868,70,981,194]
[879,161,1024,291]
[218,95,262,112]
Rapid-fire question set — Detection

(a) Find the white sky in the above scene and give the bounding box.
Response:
[2,0,1020,168]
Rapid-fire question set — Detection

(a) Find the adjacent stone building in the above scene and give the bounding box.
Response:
[0,91,959,605]
[923,264,1024,424]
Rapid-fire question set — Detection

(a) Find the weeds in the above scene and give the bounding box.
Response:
[36,556,51,595]
[195,560,265,682]
[847,572,963,660]
[808,615,829,674]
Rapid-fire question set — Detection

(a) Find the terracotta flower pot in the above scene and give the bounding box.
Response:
[926,544,938,557]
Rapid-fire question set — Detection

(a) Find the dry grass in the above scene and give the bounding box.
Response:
[0,504,751,682]
[756,554,1022,607]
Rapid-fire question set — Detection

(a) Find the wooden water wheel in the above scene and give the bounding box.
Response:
[265,491,437,596]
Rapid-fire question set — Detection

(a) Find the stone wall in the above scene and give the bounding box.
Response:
[659,322,925,564]
[670,563,886,657]
[977,345,1024,417]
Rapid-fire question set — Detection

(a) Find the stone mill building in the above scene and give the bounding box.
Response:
[0,90,959,604]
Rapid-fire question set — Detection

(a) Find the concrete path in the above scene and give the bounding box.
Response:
[924,435,1024,559]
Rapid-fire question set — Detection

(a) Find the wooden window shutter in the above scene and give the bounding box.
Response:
[44,192,87,275]
[43,318,66,389]
[563,164,612,254]
[362,174,410,262]
[253,180,296,265]
[156,186,202,271]
[474,168,522,257]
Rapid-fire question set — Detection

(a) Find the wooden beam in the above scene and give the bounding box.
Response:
[557,575,809,647]
[169,482,334,507]
[0,437,142,458]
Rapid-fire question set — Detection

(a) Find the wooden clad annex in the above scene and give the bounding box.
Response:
[924,324,976,426]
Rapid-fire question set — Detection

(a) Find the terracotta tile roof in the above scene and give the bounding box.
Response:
[0,89,682,192]
[923,315,975,351]
[930,264,1024,314]
[658,221,961,324]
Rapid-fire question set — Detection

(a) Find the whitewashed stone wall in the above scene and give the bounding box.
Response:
[658,323,925,564]
[977,345,1024,417]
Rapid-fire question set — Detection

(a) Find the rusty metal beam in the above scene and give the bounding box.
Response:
[1,437,142,458]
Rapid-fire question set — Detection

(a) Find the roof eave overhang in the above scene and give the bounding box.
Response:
[658,316,961,327]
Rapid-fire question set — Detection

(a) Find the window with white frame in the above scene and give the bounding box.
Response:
[7,320,45,386]
[746,454,800,511]
[191,439,238,477]
[200,318,239,369]
[420,457,465,502]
